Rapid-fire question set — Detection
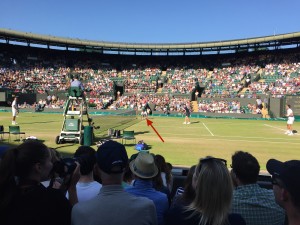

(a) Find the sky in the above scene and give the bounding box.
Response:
[1,0,300,44]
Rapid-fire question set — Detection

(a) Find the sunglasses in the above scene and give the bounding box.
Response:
[200,157,227,166]
[197,157,227,173]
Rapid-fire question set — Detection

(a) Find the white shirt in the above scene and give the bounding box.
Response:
[66,181,102,202]
[287,108,294,117]
[12,99,18,111]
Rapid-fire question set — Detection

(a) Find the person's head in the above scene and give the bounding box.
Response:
[190,156,232,225]
[231,151,260,185]
[96,141,128,184]
[154,154,168,173]
[267,159,300,209]
[166,162,173,172]
[182,165,196,202]
[49,148,61,164]
[129,152,158,180]
[0,141,52,210]
[286,104,291,109]
[123,164,134,185]
[74,146,96,175]
[0,141,52,183]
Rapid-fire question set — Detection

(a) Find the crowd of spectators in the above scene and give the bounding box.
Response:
[1,140,299,225]
[1,48,300,117]
[245,58,300,98]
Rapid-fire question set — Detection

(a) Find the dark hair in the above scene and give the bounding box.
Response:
[231,151,260,184]
[182,165,196,202]
[74,146,96,175]
[0,141,50,211]
[155,154,172,186]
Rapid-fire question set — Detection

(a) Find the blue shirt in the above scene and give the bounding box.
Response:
[231,183,285,225]
[71,79,84,90]
[125,179,169,225]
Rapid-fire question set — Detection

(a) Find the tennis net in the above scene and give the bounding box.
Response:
[90,110,139,138]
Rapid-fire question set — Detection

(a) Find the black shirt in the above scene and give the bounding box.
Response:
[166,203,245,225]
[1,183,72,225]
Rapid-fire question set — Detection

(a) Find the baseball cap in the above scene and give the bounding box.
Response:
[96,140,128,174]
[267,159,300,201]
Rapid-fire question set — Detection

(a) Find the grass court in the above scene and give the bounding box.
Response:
[1,111,299,170]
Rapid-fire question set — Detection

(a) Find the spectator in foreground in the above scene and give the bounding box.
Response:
[171,165,196,207]
[230,151,285,225]
[126,152,169,225]
[0,141,80,225]
[166,156,245,225]
[66,146,102,202]
[155,154,173,192]
[72,141,157,225]
[0,145,9,164]
[267,159,300,225]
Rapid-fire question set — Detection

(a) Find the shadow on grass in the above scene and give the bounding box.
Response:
[21,121,58,125]
[54,143,77,150]
[134,131,150,135]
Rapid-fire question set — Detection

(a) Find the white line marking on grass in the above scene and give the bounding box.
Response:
[264,124,298,135]
[264,124,286,131]
[166,136,300,145]
[161,132,298,140]
[202,122,214,136]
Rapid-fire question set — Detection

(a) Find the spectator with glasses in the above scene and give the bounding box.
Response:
[267,159,300,225]
[230,151,285,225]
[166,156,245,225]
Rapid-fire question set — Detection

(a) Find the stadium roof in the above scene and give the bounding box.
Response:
[1,28,300,55]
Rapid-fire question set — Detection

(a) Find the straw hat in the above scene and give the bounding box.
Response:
[129,152,158,179]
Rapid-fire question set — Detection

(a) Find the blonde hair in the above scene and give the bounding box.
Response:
[189,157,233,225]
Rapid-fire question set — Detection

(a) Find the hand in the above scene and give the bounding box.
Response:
[67,162,80,206]
[59,162,80,192]
[68,162,81,188]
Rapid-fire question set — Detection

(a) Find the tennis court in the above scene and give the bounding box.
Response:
[0,112,299,169]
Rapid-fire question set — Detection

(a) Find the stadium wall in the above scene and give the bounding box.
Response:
[0,91,284,118]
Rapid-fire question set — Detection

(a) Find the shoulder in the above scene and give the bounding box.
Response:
[154,189,169,200]
[167,207,199,225]
[228,213,246,225]
[119,193,157,212]
[46,188,72,205]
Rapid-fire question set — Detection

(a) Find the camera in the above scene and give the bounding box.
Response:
[52,154,93,178]
[52,158,78,178]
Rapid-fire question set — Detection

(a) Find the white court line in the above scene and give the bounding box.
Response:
[263,123,298,135]
[164,135,300,145]
[264,124,286,132]
[162,132,298,141]
[202,122,214,136]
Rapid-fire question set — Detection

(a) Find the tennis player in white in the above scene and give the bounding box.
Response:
[285,104,295,136]
[12,96,19,125]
